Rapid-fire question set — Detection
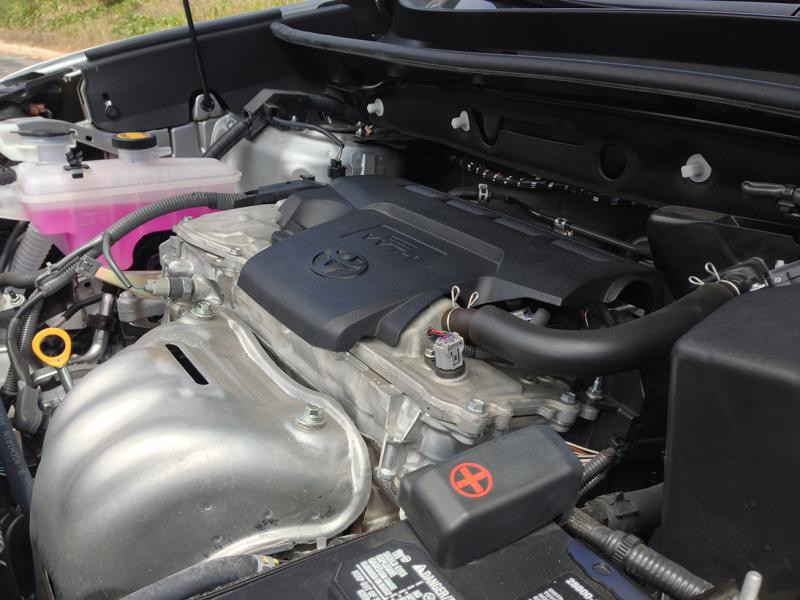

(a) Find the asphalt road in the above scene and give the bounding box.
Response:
[0,55,36,79]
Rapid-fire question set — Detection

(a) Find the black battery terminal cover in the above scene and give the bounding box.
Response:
[399,425,583,568]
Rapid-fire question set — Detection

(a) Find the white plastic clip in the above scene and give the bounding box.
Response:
[366,98,384,117]
[688,262,741,296]
[466,291,480,309]
[450,285,461,309]
[681,153,712,183]
[451,110,470,132]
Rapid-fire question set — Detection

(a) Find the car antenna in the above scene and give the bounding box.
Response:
[182,0,214,112]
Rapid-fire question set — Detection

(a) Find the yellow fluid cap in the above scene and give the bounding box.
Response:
[112,131,157,150]
[32,327,72,368]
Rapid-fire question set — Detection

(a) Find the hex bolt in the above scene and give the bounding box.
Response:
[560,391,577,405]
[467,398,486,414]
[228,247,243,257]
[586,376,604,401]
[296,402,326,429]
[191,301,214,320]
[7,290,23,308]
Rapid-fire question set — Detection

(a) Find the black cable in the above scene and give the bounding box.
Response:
[565,509,712,598]
[270,116,345,152]
[122,555,271,600]
[0,220,28,272]
[448,185,651,258]
[60,293,103,323]
[204,119,249,159]
[182,0,214,112]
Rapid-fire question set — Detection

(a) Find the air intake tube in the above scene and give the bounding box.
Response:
[444,282,738,378]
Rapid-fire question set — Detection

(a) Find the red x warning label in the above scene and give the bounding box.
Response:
[449,462,494,498]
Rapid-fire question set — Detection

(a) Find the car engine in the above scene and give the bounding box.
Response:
[30,172,665,598]
[2,2,800,599]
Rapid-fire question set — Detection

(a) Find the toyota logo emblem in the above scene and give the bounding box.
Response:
[310,249,368,279]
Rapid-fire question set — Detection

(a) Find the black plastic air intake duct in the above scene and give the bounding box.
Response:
[445,282,737,377]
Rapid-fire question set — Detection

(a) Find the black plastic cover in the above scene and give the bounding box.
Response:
[647,205,800,296]
[663,285,800,598]
[398,425,583,569]
[238,176,661,351]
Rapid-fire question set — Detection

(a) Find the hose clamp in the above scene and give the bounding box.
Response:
[612,533,642,568]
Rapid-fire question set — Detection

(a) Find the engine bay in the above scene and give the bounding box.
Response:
[1,2,800,598]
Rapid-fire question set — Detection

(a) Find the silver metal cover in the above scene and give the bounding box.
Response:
[31,309,370,600]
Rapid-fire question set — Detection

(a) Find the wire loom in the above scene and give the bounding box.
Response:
[453,156,642,207]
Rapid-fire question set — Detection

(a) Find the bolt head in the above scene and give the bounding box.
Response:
[6,292,24,308]
[296,402,326,429]
[467,398,486,414]
[560,391,577,405]
[228,247,243,257]
[191,301,214,319]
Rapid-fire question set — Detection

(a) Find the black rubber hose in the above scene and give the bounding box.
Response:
[1,299,42,395]
[445,282,736,377]
[582,483,663,537]
[204,119,249,159]
[0,402,32,517]
[122,555,267,600]
[565,509,712,599]
[0,220,28,271]
[0,268,46,289]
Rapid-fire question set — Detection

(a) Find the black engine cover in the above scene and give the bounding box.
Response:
[238,176,661,351]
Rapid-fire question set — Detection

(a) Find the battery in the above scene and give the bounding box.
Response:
[208,520,648,600]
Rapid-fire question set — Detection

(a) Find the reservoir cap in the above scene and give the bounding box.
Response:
[112,131,157,150]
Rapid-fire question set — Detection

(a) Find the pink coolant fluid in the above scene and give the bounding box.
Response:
[14,147,241,269]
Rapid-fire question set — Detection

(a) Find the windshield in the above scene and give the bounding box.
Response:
[403,0,800,14]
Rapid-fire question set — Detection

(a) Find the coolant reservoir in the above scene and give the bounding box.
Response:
[13,132,240,268]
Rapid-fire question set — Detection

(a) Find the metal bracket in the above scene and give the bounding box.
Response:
[192,93,224,121]
[554,217,574,237]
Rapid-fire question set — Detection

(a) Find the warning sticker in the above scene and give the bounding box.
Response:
[334,543,464,600]
[449,462,494,499]
[518,574,602,600]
